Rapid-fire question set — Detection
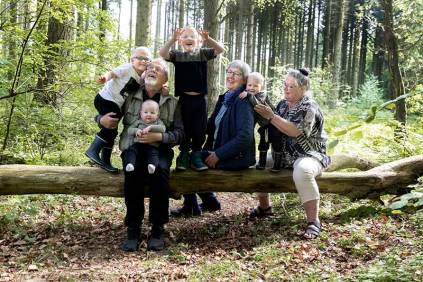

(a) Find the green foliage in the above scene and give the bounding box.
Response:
[387,178,423,212]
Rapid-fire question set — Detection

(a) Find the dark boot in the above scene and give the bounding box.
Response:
[147,224,165,251]
[101,147,119,173]
[190,151,208,171]
[256,151,267,170]
[271,152,283,172]
[199,193,221,213]
[176,150,190,171]
[170,194,202,217]
[121,226,140,252]
[85,135,107,168]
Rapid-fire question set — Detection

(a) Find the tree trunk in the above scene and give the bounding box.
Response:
[235,0,245,59]
[331,0,345,103]
[358,15,368,86]
[351,17,361,97]
[153,0,162,56]
[380,0,406,124]
[36,3,72,107]
[135,0,151,46]
[1,155,422,200]
[129,0,134,50]
[372,25,384,83]
[245,1,254,67]
[178,0,184,29]
[321,0,332,68]
[305,0,315,68]
[204,0,220,109]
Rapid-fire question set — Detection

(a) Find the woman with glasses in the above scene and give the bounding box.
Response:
[252,68,330,239]
[85,46,152,173]
[171,60,256,216]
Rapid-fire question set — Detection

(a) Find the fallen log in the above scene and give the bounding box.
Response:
[0,155,422,199]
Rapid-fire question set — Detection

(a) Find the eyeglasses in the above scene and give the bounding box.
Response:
[226,70,242,77]
[147,63,165,73]
[133,56,151,62]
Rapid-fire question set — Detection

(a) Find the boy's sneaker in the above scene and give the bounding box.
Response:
[176,151,190,171]
[190,151,208,171]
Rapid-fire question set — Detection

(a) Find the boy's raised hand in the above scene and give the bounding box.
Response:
[172,28,184,41]
[199,29,209,41]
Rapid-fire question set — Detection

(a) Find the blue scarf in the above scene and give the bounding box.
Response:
[223,85,245,107]
[213,85,246,148]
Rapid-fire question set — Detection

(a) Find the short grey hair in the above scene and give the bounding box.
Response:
[131,46,152,57]
[227,60,251,81]
[287,68,310,91]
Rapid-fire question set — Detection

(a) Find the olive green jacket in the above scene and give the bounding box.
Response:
[119,87,184,151]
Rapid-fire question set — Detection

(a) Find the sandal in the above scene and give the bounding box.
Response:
[249,206,274,219]
[302,221,321,240]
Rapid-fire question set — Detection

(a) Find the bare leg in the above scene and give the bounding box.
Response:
[303,199,319,223]
[257,192,271,209]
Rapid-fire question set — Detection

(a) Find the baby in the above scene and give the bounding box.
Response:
[240,72,282,171]
[124,100,166,174]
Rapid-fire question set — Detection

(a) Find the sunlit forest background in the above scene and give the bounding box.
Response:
[0,0,422,165]
[1,1,423,280]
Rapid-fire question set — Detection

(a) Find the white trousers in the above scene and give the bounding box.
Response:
[292,157,323,204]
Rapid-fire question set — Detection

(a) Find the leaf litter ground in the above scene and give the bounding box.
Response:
[0,193,422,281]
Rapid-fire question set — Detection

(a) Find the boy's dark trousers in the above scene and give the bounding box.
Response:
[178,94,207,152]
[124,143,160,169]
[257,125,270,152]
[94,94,123,144]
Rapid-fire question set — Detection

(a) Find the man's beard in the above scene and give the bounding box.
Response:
[145,77,158,86]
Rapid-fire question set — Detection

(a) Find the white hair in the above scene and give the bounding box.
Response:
[131,46,152,57]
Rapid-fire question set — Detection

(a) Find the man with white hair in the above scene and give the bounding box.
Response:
[100,58,184,251]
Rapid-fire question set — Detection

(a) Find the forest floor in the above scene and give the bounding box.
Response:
[0,192,422,281]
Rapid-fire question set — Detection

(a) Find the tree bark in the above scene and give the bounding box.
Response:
[135,0,151,46]
[204,0,220,109]
[331,0,345,103]
[36,3,72,107]
[1,155,421,200]
[380,0,406,124]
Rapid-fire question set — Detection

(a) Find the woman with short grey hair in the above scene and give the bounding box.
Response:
[252,68,330,240]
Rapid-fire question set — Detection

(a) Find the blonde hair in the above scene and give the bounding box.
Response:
[131,46,151,57]
[248,72,265,91]
[141,100,160,114]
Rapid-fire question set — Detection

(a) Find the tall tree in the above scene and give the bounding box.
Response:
[135,0,151,46]
[36,3,72,107]
[331,0,345,102]
[204,0,221,108]
[380,0,406,123]
[178,0,185,28]
[154,0,163,56]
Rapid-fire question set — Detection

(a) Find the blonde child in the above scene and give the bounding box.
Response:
[159,27,224,171]
[85,47,152,172]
